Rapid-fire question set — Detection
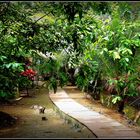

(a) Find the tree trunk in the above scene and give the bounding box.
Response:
[118,100,125,114]
[118,96,128,114]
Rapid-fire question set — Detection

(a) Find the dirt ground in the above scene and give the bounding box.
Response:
[1,85,140,138]
[63,86,140,135]
[0,88,95,138]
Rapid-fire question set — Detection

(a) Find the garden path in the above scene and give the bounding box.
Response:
[50,87,140,138]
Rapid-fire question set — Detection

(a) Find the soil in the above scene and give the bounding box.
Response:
[63,86,140,135]
[0,87,95,138]
[0,111,17,128]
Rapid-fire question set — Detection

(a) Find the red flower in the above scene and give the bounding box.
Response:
[20,69,37,80]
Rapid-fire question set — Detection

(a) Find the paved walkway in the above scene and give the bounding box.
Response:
[49,88,140,138]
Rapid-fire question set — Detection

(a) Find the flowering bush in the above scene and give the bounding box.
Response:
[20,69,36,80]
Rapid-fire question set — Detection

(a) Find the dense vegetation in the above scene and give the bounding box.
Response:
[0,2,140,114]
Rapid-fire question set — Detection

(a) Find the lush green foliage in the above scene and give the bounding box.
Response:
[0,2,140,113]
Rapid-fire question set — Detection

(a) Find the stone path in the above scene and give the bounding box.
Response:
[49,88,140,138]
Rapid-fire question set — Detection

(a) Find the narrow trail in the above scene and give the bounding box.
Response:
[50,87,140,138]
[0,88,95,138]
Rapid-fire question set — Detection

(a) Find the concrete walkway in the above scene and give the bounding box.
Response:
[49,88,140,138]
